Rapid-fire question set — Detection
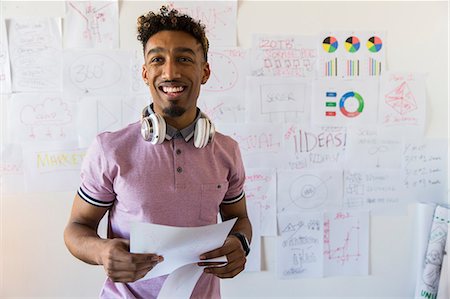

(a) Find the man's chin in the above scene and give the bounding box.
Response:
[162,104,186,118]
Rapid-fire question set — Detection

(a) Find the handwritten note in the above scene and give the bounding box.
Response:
[217,123,283,168]
[402,139,448,205]
[323,210,369,276]
[343,169,406,211]
[63,49,131,96]
[8,93,78,144]
[281,124,346,170]
[251,34,317,78]
[244,168,277,236]
[167,1,237,47]
[0,19,12,94]
[379,72,426,137]
[65,1,119,49]
[8,17,62,92]
[277,169,343,213]
[345,126,403,169]
[0,143,25,194]
[246,76,311,123]
[23,143,86,192]
[277,212,324,279]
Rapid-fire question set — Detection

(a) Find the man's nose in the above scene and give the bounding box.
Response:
[161,59,181,80]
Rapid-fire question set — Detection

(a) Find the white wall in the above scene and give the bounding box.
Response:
[1,1,448,298]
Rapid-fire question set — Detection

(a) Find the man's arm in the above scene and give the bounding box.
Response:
[198,196,252,278]
[64,194,163,283]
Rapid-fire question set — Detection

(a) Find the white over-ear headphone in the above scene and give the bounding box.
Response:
[141,105,215,148]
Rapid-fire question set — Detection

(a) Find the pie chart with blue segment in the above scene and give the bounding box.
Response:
[345,36,360,53]
[367,36,383,53]
[322,36,338,53]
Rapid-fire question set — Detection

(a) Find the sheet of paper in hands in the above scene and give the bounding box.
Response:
[130,218,237,281]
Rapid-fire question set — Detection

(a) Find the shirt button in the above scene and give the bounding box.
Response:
[176,149,182,155]
[177,167,183,173]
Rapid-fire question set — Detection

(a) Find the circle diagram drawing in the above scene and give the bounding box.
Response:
[289,175,328,210]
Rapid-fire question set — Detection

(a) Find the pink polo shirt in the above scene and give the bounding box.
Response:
[78,120,245,299]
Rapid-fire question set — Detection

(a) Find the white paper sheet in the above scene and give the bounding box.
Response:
[277,169,343,213]
[244,168,277,236]
[311,78,379,126]
[415,205,449,299]
[156,263,204,299]
[76,95,124,147]
[345,126,403,169]
[7,17,62,92]
[281,123,347,170]
[167,1,237,47]
[277,212,324,279]
[216,123,283,169]
[323,210,370,276]
[0,19,12,94]
[379,72,427,137]
[251,34,317,78]
[131,50,148,95]
[8,93,78,145]
[63,49,131,96]
[245,76,311,124]
[0,143,25,194]
[64,1,119,49]
[130,218,237,281]
[22,142,86,192]
[343,169,406,211]
[402,139,448,205]
[244,201,261,272]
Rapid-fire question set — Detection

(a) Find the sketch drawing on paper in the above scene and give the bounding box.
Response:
[204,51,238,92]
[67,1,115,44]
[344,172,365,208]
[97,101,121,133]
[384,81,417,115]
[69,54,121,93]
[324,213,362,265]
[20,96,72,139]
[280,175,330,212]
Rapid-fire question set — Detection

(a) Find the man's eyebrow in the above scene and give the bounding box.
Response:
[146,47,197,57]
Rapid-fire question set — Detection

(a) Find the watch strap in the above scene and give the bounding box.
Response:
[232,232,250,257]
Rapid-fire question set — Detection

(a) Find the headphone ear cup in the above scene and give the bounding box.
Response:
[194,118,207,148]
[151,113,166,145]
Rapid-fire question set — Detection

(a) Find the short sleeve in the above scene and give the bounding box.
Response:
[78,135,117,208]
[222,142,246,205]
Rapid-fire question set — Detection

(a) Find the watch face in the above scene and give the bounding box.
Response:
[203,51,238,92]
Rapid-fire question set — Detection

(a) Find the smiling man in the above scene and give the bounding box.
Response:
[64,6,252,299]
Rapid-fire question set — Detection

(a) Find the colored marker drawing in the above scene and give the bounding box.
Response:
[67,1,116,44]
[204,51,239,92]
[385,81,418,115]
[20,96,73,140]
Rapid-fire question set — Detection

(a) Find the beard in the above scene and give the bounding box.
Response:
[162,101,186,118]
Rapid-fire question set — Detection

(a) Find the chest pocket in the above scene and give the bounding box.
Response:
[200,182,229,223]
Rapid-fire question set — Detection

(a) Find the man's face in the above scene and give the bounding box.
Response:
[142,30,210,122]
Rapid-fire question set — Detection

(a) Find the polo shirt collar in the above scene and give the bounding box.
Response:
[147,104,201,142]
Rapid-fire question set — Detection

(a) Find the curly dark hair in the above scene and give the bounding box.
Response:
[137,6,209,61]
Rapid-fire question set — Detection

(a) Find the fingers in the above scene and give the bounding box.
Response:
[199,236,247,278]
[100,238,164,283]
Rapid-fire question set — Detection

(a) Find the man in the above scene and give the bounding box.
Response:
[64,6,252,299]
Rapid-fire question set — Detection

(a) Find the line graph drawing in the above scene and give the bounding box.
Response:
[323,216,361,264]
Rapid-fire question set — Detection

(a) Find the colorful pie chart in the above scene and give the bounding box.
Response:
[345,36,360,53]
[367,36,383,52]
[322,36,338,53]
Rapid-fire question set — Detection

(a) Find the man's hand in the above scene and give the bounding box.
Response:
[100,238,163,283]
[198,235,246,278]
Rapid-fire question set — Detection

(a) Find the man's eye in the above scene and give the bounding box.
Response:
[178,57,193,63]
[150,57,163,63]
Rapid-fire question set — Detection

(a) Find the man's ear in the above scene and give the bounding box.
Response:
[142,64,149,85]
[201,62,211,84]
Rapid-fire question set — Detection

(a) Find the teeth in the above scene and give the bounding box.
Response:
[162,86,184,93]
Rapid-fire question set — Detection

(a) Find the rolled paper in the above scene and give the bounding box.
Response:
[415,205,449,299]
